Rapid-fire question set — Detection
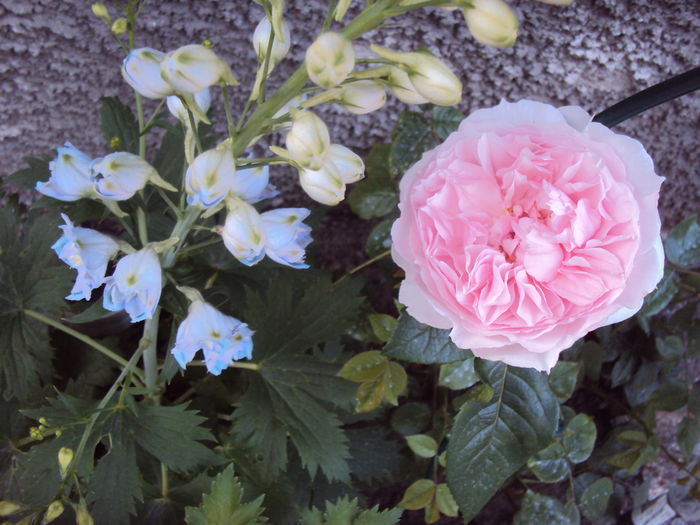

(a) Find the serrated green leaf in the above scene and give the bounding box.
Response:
[562,414,596,464]
[446,361,559,521]
[347,178,398,220]
[6,154,52,190]
[432,107,464,140]
[514,491,580,525]
[383,362,407,405]
[368,314,397,343]
[346,426,403,484]
[438,356,479,390]
[527,442,570,483]
[624,361,662,406]
[435,483,459,517]
[299,496,402,525]
[665,216,700,269]
[678,417,700,461]
[0,210,72,400]
[338,351,388,382]
[384,313,469,364]
[185,465,267,525]
[100,96,139,154]
[406,434,438,459]
[389,112,437,176]
[610,350,638,389]
[86,412,142,525]
[129,403,221,473]
[365,217,394,257]
[580,477,613,521]
[399,479,436,510]
[548,361,581,402]
[390,402,431,435]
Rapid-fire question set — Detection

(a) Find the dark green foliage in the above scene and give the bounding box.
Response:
[383,313,469,364]
[389,112,438,176]
[514,491,580,525]
[299,496,403,525]
[665,216,700,269]
[100,96,140,154]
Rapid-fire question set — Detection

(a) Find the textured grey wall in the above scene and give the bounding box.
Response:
[2,0,699,225]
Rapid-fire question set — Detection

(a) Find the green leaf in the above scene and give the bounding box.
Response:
[637,269,679,333]
[5,154,52,190]
[0,210,72,400]
[562,414,596,464]
[656,336,684,361]
[579,477,613,521]
[580,342,603,381]
[185,465,267,525]
[435,483,459,517]
[389,112,437,176]
[99,96,139,154]
[432,107,464,140]
[406,434,438,458]
[610,350,639,388]
[527,442,570,483]
[399,479,436,510]
[368,314,397,343]
[346,426,403,484]
[86,412,142,525]
[438,356,479,390]
[647,382,688,412]
[152,121,186,188]
[129,403,221,473]
[365,143,392,179]
[383,362,407,405]
[338,351,388,382]
[548,361,581,401]
[365,217,394,257]
[299,496,402,525]
[390,402,431,435]
[384,313,469,364]
[446,361,559,521]
[347,178,398,220]
[665,216,700,269]
[678,417,700,461]
[514,491,580,525]
[356,378,385,413]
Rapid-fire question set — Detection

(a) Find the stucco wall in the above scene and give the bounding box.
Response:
[2,0,699,225]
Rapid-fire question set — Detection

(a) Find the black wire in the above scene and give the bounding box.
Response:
[592,66,700,128]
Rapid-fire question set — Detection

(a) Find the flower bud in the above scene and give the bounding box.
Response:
[326,144,364,184]
[0,501,21,516]
[122,48,173,99]
[103,248,162,323]
[44,501,64,523]
[386,66,429,105]
[75,505,94,525]
[371,45,462,106]
[337,80,386,115]
[463,0,519,48]
[58,447,73,477]
[299,164,345,206]
[90,152,156,201]
[111,17,127,35]
[285,110,331,170]
[305,32,355,89]
[221,198,265,266]
[185,144,236,209]
[160,44,237,94]
[36,142,95,202]
[252,17,291,64]
[167,89,211,122]
[91,2,109,23]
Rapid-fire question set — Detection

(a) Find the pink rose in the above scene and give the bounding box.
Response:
[391,99,664,371]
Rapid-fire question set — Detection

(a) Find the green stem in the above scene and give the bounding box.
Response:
[162,207,202,268]
[333,248,392,286]
[323,0,339,31]
[64,341,146,484]
[186,108,203,155]
[384,0,452,16]
[177,237,220,257]
[161,463,169,497]
[24,309,145,384]
[190,360,261,371]
[140,98,166,136]
[142,308,161,393]
[222,83,236,139]
[135,94,146,158]
[136,206,149,245]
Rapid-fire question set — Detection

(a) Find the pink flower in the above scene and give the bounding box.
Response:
[391,100,664,371]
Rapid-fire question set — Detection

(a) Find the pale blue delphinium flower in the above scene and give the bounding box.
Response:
[185,145,236,209]
[90,152,157,201]
[220,198,266,266]
[36,143,95,201]
[52,214,120,300]
[171,300,254,376]
[232,163,279,204]
[122,47,173,99]
[103,248,162,322]
[260,208,312,269]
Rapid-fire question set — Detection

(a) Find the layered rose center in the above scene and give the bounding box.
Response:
[408,125,641,335]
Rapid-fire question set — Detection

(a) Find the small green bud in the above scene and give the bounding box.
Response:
[75,505,94,525]
[54,428,63,437]
[57,447,74,478]
[38,417,48,425]
[29,426,43,440]
[202,39,214,48]
[0,501,21,517]
[44,501,64,523]
[111,17,127,35]
[109,136,122,150]
[91,2,110,23]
